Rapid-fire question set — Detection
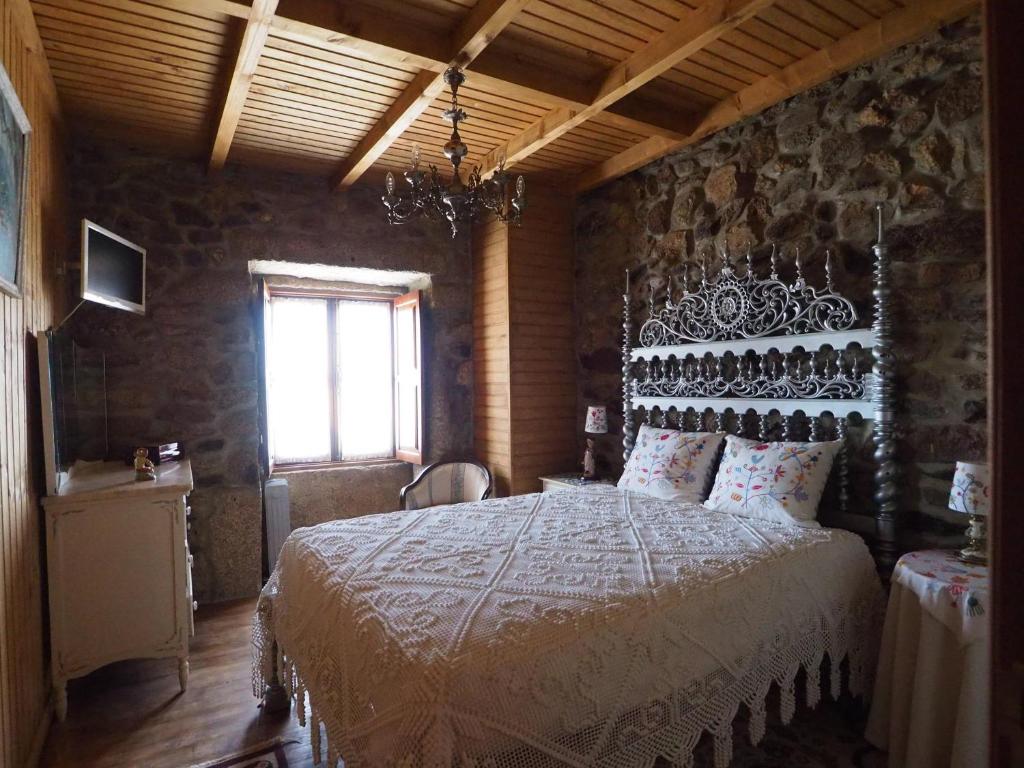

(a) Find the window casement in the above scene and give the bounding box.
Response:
[255,281,423,472]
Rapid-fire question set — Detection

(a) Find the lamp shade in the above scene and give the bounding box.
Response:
[948,461,990,516]
[584,405,608,435]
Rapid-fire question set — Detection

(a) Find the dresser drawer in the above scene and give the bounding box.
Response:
[47,497,185,678]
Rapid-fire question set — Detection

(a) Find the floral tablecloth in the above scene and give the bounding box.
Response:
[866,550,989,767]
[892,549,988,646]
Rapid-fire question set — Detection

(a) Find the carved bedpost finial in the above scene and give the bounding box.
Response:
[871,200,898,576]
[647,278,657,318]
[745,242,754,277]
[700,252,708,285]
[876,201,886,244]
[825,250,835,292]
[769,243,779,280]
[794,247,804,285]
[623,269,636,465]
[666,275,674,307]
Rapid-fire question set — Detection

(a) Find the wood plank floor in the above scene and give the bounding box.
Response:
[39,598,317,768]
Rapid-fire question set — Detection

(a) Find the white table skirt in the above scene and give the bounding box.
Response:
[865,578,989,767]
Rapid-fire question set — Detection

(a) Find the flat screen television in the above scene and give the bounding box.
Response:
[81,219,146,315]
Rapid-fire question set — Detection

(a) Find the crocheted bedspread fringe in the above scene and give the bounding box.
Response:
[251,589,881,768]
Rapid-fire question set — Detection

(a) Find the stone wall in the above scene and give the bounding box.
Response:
[575,17,985,540]
[67,140,473,602]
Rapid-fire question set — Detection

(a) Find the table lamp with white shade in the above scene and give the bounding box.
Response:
[582,405,608,480]
[948,461,990,564]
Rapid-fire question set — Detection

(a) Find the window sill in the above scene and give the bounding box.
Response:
[272,458,408,475]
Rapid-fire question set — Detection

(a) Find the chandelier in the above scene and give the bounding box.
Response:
[382,67,527,238]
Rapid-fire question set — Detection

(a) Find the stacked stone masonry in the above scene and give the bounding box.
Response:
[575,17,986,540]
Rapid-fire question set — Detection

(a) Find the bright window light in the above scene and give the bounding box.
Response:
[266,294,398,466]
[267,297,332,464]
[337,300,394,460]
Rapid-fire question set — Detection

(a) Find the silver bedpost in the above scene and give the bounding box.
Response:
[871,203,899,575]
[836,417,850,516]
[623,269,636,463]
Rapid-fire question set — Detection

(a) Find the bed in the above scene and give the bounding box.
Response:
[254,487,881,766]
[253,206,898,767]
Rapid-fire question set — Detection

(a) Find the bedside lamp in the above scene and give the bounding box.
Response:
[582,405,608,480]
[948,461,990,565]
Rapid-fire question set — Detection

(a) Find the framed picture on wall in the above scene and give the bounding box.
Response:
[0,60,31,298]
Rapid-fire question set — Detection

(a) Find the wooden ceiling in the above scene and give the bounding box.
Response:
[30,0,978,192]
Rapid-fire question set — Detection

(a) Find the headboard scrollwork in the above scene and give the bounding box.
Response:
[622,204,898,574]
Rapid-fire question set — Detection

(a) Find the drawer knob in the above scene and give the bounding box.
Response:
[192,600,198,611]
[185,506,192,517]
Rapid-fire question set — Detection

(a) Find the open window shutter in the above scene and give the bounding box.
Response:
[393,290,423,464]
[254,278,274,476]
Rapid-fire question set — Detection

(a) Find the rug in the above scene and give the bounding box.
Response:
[189,738,292,768]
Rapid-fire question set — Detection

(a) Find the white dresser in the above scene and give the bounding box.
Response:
[42,459,195,721]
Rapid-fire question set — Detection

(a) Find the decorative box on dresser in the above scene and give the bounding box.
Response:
[42,459,195,721]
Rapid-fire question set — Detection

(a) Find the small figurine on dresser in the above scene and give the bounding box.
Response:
[133,447,157,481]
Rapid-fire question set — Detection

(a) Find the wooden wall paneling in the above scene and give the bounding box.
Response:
[472,216,513,496]
[0,1,67,766]
[507,183,576,494]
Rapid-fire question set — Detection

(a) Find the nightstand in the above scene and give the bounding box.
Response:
[539,473,616,492]
[866,549,989,768]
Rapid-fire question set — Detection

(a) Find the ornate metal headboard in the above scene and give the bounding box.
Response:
[622,204,897,573]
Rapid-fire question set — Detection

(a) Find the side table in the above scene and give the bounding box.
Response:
[865,549,989,768]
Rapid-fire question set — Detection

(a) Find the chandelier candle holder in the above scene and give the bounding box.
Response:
[381,67,527,238]
[948,461,990,565]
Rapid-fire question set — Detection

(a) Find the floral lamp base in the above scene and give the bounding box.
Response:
[581,437,597,480]
[957,513,987,565]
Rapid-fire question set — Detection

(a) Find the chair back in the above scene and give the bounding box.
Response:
[400,460,493,510]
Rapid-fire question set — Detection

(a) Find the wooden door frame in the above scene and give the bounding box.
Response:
[985,1,1024,765]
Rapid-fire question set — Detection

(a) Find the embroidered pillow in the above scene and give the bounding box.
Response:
[617,426,725,502]
[704,435,842,527]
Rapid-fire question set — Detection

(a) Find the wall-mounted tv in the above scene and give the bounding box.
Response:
[81,219,146,315]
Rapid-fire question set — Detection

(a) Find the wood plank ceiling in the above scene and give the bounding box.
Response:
[31,0,978,192]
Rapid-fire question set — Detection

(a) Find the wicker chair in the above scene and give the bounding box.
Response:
[399,460,493,510]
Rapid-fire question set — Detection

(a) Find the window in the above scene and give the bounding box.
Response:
[258,286,422,469]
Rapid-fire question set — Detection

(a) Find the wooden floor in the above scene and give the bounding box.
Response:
[40,598,316,768]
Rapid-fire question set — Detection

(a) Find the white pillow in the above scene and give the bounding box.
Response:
[704,435,842,527]
[617,426,725,502]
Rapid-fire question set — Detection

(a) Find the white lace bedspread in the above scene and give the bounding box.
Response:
[253,486,883,768]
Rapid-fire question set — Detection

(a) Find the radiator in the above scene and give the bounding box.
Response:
[264,478,291,573]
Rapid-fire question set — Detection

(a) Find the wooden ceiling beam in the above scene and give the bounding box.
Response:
[466,65,692,140]
[208,0,279,172]
[575,0,981,193]
[479,0,775,174]
[170,0,689,144]
[271,0,448,71]
[329,0,533,190]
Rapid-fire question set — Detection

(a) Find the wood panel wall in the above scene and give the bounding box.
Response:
[0,1,66,765]
[472,214,513,496]
[472,184,576,496]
